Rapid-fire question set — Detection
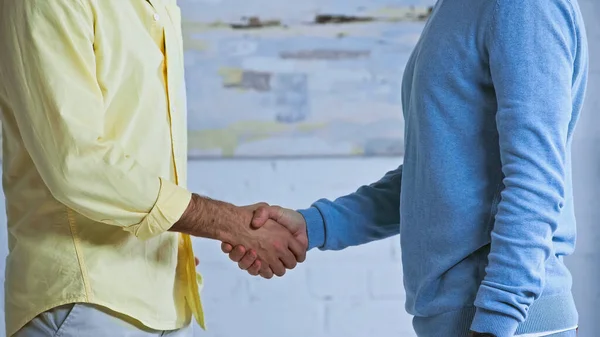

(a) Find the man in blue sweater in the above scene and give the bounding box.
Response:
[221,0,588,336]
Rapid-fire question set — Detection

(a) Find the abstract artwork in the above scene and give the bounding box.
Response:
[180,0,433,157]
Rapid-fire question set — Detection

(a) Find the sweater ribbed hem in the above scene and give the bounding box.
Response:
[470,307,519,336]
[412,293,577,337]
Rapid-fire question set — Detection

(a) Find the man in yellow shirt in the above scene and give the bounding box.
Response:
[0,1,305,336]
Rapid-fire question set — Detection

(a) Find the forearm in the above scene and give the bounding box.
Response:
[170,193,252,242]
[299,165,402,250]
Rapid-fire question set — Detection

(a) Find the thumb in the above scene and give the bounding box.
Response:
[251,205,286,229]
[251,206,272,229]
[246,202,269,211]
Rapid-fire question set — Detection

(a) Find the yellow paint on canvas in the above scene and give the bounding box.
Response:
[188,121,327,156]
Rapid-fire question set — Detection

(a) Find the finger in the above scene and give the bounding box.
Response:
[288,237,307,263]
[238,249,258,270]
[258,263,272,278]
[247,260,262,276]
[228,245,246,262]
[221,242,233,253]
[251,206,282,229]
[270,260,286,277]
[195,257,200,266]
[259,266,274,279]
[279,248,297,270]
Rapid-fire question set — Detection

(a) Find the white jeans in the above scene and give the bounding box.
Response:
[13,303,192,337]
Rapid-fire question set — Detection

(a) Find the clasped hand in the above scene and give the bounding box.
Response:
[221,204,308,279]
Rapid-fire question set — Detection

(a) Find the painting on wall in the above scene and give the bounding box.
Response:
[180,0,433,157]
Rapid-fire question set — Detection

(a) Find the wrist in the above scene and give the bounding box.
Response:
[197,196,253,243]
[170,193,254,242]
[213,207,253,243]
[298,206,325,250]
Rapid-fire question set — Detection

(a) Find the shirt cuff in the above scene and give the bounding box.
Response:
[297,206,325,250]
[124,177,192,240]
[470,307,520,337]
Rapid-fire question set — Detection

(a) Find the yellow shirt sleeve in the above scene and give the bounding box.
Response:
[0,0,190,240]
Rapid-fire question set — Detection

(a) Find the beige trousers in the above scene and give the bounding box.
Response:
[13,304,192,337]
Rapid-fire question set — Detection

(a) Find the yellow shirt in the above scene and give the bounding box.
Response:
[0,0,204,336]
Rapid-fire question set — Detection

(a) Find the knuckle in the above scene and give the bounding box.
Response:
[240,258,253,270]
[230,253,242,262]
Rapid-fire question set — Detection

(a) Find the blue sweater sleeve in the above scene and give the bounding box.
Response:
[298,165,402,251]
[471,1,578,335]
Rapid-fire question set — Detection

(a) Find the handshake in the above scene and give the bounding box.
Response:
[219,203,308,279]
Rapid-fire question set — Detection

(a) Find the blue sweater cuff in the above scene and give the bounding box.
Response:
[470,307,520,337]
[297,207,325,250]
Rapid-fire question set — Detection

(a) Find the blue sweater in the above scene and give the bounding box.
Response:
[298,0,588,336]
